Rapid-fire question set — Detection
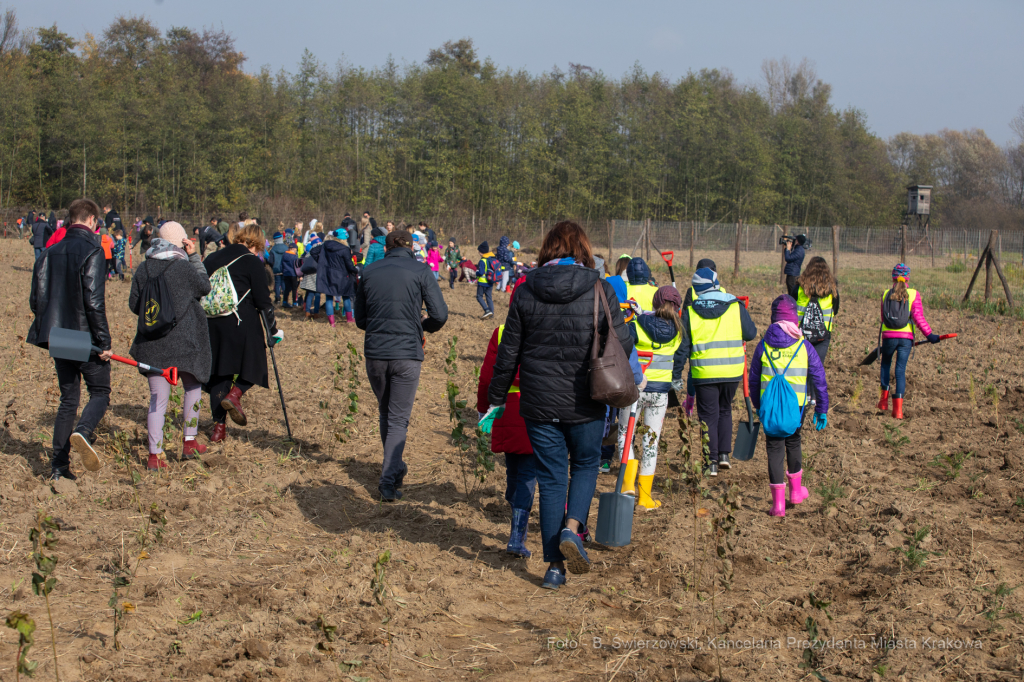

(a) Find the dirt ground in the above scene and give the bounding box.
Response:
[0,238,1022,682]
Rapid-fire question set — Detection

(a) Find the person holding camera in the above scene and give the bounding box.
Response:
[783,234,806,292]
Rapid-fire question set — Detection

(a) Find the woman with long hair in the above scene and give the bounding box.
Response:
[487,222,642,589]
[790,255,839,405]
[876,263,939,419]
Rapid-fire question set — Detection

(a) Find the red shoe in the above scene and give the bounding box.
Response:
[210,422,227,443]
[182,438,207,459]
[876,389,889,411]
[147,453,169,470]
[221,386,247,425]
[892,397,904,420]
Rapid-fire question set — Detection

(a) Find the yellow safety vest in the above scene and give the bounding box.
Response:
[796,287,834,332]
[495,325,519,393]
[687,303,745,381]
[626,283,658,311]
[760,339,809,406]
[634,320,683,387]
[881,288,918,334]
[689,284,726,304]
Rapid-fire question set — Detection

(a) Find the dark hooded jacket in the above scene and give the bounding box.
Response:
[268,240,289,274]
[784,244,805,276]
[315,240,359,298]
[496,236,515,270]
[679,293,758,386]
[748,323,828,415]
[32,217,52,246]
[630,313,687,393]
[626,257,653,285]
[489,265,636,424]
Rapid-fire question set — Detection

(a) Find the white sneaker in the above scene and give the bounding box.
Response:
[70,432,103,471]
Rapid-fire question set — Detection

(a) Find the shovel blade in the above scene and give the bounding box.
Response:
[595,491,634,547]
[732,421,760,462]
[47,328,94,363]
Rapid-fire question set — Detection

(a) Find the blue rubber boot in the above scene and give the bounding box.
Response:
[506,508,531,558]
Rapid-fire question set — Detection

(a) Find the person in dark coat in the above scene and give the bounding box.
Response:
[202,223,283,444]
[138,217,156,257]
[316,233,359,326]
[783,235,806,293]
[27,199,113,480]
[355,229,448,502]
[128,222,212,470]
[32,214,52,259]
[487,221,643,590]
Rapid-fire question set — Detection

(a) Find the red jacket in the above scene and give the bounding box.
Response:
[477,327,532,455]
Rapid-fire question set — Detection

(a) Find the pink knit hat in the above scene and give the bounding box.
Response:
[159,221,187,247]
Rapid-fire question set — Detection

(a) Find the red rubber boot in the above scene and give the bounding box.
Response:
[892,397,904,420]
[876,389,889,411]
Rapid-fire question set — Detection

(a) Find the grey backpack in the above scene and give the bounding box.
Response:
[882,290,910,329]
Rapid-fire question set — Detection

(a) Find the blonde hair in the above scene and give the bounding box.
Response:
[655,301,683,334]
[234,224,265,251]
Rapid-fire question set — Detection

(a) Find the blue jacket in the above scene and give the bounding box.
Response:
[315,241,359,298]
[748,323,828,414]
[282,251,298,277]
[626,258,652,285]
[496,236,515,270]
[784,245,805,276]
[364,235,386,265]
[269,243,288,274]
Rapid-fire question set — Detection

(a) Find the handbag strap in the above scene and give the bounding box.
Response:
[590,281,616,361]
[591,282,601,361]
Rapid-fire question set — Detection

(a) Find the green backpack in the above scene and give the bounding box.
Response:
[201,255,253,322]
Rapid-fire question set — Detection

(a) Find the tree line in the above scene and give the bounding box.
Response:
[0,9,1021,230]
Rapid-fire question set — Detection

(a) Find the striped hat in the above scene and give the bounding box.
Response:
[691,267,719,293]
[892,263,910,281]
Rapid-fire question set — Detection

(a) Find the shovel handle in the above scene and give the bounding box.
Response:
[107,354,179,386]
[660,250,674,267]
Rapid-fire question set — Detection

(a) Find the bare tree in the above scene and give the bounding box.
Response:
[759,56,818,114]
[0,7,19,57]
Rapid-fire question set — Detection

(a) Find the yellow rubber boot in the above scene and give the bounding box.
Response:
[637,475,662,509]
[620,460,639,496]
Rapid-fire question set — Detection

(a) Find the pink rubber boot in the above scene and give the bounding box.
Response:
[328,314,336,327]
[786,470,809,505]
[769,483,786,517]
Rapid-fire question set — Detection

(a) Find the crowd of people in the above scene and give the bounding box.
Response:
[25,201,943,589]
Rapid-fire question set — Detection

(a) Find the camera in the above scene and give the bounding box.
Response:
[779,234,810,249]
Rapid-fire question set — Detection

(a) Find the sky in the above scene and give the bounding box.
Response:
[15,0,1024,145]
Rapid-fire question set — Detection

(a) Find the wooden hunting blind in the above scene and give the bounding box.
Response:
[907,185,932,216]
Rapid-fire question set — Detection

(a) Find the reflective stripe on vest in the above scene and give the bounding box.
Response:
[687,303,744,381]
[626,283,658,312]
[796,288,834,332]
[634,319,683,385]
[496,325,519,393]
[759,340,809,404]
[880,288,918,334]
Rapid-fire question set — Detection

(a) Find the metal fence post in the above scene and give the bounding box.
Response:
[831,225,839,277]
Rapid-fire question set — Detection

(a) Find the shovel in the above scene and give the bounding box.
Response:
[732,353,760,461]
[596,351,652,547]
[859,333,957,366]
[47,327,178,385]
[260,309,293,441]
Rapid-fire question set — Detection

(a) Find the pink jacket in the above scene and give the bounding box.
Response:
[426,249,442,271]
[881,288,932,340]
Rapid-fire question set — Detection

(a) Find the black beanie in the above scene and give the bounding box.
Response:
[478,241,489,254]
[696,258,717,272]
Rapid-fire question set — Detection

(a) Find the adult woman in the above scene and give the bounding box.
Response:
[203,223,283,443]
[128,222,212,469]
[488,221,642,590]
[316,232,359,326]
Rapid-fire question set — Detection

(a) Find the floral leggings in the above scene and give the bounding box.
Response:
[615,391,668,476]
[148,372,202,454]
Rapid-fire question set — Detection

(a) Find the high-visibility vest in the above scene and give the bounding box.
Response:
[478,255,497,284]
[759,339,809,406]
[881,288,918,334]
[496,325,519,393]
[796,287,834,332]
[626,283,658,311]
[634,319,683,388]
[687,303,745,381]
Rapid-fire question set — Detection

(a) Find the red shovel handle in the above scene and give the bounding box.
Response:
[108,354,179,386]
[660,250,674,267]
[164,367,179,386]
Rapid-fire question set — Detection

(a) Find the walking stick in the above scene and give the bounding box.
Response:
[260,309,293,441]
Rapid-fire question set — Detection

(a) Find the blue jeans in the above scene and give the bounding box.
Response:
[476,285,493,314]
[324,297,353,317]
[274,273,284,300]
[880,337,912,396]
[305,291,320,314]
[523,418,602,563]
[505,453,538,511]
[35,247,43,260]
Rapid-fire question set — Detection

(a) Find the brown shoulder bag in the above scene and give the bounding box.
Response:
[589,281,640,408]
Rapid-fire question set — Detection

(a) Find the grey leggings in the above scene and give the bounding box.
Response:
[148,372,203,453]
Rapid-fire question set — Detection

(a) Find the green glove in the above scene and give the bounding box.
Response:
[478,404,506,434]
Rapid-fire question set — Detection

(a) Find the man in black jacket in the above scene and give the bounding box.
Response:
[32,213,52,259]
[355,229,448,501]
[28,198,113,480]
[103,204,124,237]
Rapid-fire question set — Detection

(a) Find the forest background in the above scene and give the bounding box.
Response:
[1,9,1023,231]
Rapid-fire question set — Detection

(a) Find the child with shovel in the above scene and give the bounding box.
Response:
[748,296,829,517]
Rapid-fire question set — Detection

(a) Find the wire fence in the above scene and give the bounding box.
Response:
[4,208,1021,306]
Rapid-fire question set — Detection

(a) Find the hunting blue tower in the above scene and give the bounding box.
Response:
[907,185,932,216]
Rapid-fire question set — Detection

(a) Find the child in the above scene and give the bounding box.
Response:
[749,295,829,516]
[790,256,839,407]
[475,242,496,319]
[617,286,687,509]
[426,243,442,281]
[100,228,115,278]
[112,230,127,281]
[477,322,537,557]
[460,258,476,283]
[281,241,300,307]
[877,263,939,419]
[681,258,726,417]
[300,234,321,318]
[444,239,462,289]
